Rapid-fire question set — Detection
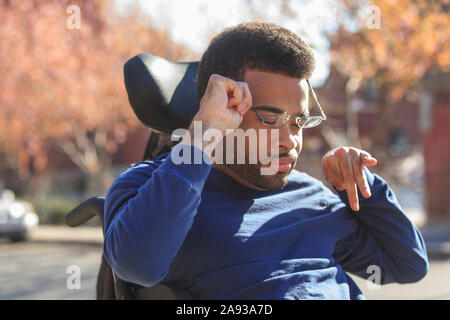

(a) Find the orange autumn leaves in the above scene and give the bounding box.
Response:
[330,0,450,103]
[0,0,193,179]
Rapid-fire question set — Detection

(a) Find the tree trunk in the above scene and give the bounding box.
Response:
[85,148,112,196]
[345,78,361,148]
[370,92,398,150]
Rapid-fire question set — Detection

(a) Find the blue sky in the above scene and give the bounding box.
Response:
[115,0,344,86]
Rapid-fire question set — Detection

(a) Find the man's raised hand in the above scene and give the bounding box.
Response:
[194,74,253,135]
[322,147,378,211]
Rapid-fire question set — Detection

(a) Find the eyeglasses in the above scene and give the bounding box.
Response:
[251,80,326,129]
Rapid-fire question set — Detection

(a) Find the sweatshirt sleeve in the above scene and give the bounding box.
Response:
[331,167,429,285]
[103,144,212,287]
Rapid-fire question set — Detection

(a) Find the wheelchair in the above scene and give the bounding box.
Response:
[65,53,201,300]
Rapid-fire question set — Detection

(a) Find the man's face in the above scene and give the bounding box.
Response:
[222,69,309,190]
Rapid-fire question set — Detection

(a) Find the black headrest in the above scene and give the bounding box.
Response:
[123,53,200,134]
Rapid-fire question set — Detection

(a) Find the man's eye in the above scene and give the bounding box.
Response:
[262,116,280,125]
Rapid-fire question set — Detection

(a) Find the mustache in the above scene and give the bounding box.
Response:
[261,151,297,163]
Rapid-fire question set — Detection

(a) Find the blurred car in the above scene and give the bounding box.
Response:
[0,189,39,242]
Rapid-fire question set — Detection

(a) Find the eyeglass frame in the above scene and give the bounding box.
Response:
[250,80,327,129]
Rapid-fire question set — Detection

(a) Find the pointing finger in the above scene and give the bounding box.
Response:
[351,153,371,199]
[339,152,359,211]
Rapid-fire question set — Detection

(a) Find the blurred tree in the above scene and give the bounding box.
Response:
[0,0,194,194]
[329,0,450,148]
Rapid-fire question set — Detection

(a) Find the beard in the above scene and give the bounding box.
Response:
[221,145,297,190]
[225,162,291,190]
[214,133,298,191]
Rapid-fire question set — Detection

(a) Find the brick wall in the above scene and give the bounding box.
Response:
[422,91,450,218]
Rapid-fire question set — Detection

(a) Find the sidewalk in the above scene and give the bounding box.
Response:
[28,225,103,246]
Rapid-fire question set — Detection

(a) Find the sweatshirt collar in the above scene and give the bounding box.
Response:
[204,166,284,197]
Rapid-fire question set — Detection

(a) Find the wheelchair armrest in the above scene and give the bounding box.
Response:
[65,196,105,231]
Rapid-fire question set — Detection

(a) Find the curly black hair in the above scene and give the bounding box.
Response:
[196,21,315,99]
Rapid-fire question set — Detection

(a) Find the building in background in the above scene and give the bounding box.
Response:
[420,72,450,222]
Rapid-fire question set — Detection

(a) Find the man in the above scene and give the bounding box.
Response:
[104,22,428,299]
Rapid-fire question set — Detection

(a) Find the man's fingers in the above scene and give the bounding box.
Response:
[323,157,345,190]
[199,74,250,132]
[237,82,253,116]
[238,82,253,116]
[225,80,252,116]
[323,147,377,212]
[227,82,244,108]
[338,153,359,211]
[360,151,377,167]
[351,153,371,199]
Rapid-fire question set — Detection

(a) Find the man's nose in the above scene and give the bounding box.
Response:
[276,124,298,152]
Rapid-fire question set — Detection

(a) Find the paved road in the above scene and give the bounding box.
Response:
[0,240,102,299]
[1,238,449,300]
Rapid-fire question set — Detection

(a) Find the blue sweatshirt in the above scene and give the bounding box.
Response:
[103,145,428,300]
